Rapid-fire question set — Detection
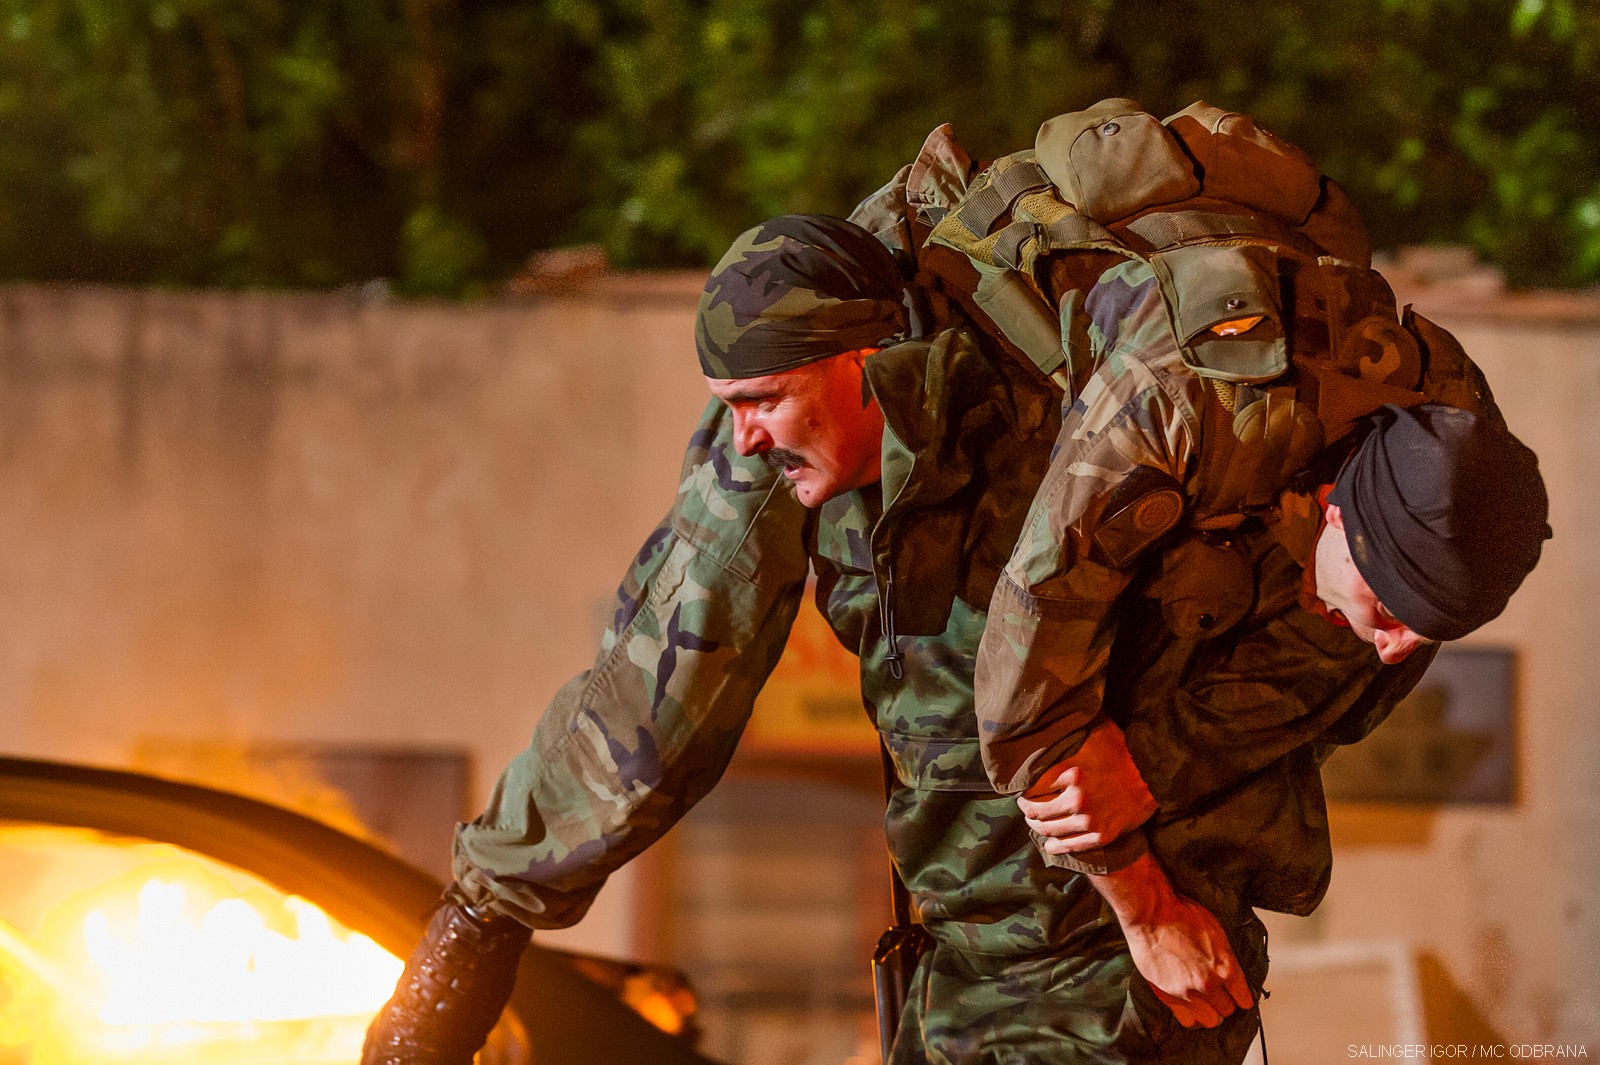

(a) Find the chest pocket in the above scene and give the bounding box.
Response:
[874,596,998,794]
[1141,536,1257,641]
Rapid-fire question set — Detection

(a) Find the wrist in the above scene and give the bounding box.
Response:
[1086,850,1181,928]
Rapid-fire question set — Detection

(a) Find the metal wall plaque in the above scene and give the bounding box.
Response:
[1321,646,1517,804]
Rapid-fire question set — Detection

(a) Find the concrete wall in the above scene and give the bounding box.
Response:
[0,279,1594,1049]
[0,277,713,957]
[1269,292,1600,1053]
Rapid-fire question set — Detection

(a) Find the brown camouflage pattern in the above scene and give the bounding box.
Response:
[970,241,1483,884]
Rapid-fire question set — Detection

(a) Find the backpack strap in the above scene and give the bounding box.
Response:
[1120,209,1298,252]
[950,158,1054,239]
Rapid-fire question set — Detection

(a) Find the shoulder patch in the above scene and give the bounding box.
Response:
[1093,466,1185,568]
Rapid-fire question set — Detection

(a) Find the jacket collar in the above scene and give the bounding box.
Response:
[867,328,1008,522]
[860,328,1033,639]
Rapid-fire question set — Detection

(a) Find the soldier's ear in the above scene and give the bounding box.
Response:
[1325,501,1346,530]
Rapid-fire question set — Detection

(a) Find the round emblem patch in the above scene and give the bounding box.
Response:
[1133,489,1184,535]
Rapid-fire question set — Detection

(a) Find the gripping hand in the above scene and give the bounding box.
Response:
[1017,716,1157,854]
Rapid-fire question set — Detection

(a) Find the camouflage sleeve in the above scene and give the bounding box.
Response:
[975,330,1196,803]
[452,398,812,928]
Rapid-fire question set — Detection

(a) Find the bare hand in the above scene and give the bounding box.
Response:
[1122,888,1254,1029]
[1016,717,1156,853]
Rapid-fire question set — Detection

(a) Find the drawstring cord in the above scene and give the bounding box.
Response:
[880,569,904,679]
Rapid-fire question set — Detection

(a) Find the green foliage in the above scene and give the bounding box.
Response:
[0,0,1595,291]
[0,0,594,287]
[400,204,487,296]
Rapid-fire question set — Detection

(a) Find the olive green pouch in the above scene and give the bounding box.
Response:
[1034,99,1199,222]
[1150,242,1287,383]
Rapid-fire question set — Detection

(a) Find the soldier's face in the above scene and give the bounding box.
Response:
[705,349,884,507]
[1313,503,1435,665]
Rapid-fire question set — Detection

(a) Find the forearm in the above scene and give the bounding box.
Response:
[1085,849,1181,927]
[455,399,812,925]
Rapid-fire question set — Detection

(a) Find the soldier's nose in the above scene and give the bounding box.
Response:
[1373,626,1424,665]
[731,413,769,456]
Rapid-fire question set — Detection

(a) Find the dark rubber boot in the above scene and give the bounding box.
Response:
[362,888,532,1065]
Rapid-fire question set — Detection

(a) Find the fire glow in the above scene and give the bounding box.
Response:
[0,828,404,1065]
[84,877,401,1026]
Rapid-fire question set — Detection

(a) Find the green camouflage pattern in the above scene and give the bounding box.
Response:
[695,216,909,379]
[891,923,1266,1065]
[810,329,1076,959]
[453,402,813,928]
[451,112,1507,1061]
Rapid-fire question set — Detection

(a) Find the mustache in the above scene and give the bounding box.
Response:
[762,447,809,471]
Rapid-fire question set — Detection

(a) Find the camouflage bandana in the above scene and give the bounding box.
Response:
[696,214,910,379]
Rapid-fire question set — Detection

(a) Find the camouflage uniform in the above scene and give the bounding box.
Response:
[455,305,1201,1060]
[450,105,1500,1064]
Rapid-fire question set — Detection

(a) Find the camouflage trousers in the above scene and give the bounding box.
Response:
[889,914,1266,1065]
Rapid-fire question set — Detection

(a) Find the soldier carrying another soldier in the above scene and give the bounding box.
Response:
[363,100,1550,1065]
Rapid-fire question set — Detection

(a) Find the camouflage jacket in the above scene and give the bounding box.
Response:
[971,245,1499,913]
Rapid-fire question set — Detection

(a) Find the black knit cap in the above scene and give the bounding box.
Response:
[1328,403,1550,642]
[696,214,910,379]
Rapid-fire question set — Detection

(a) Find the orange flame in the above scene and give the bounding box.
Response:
[0,831,403,1065]
[82,877,401,1026]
